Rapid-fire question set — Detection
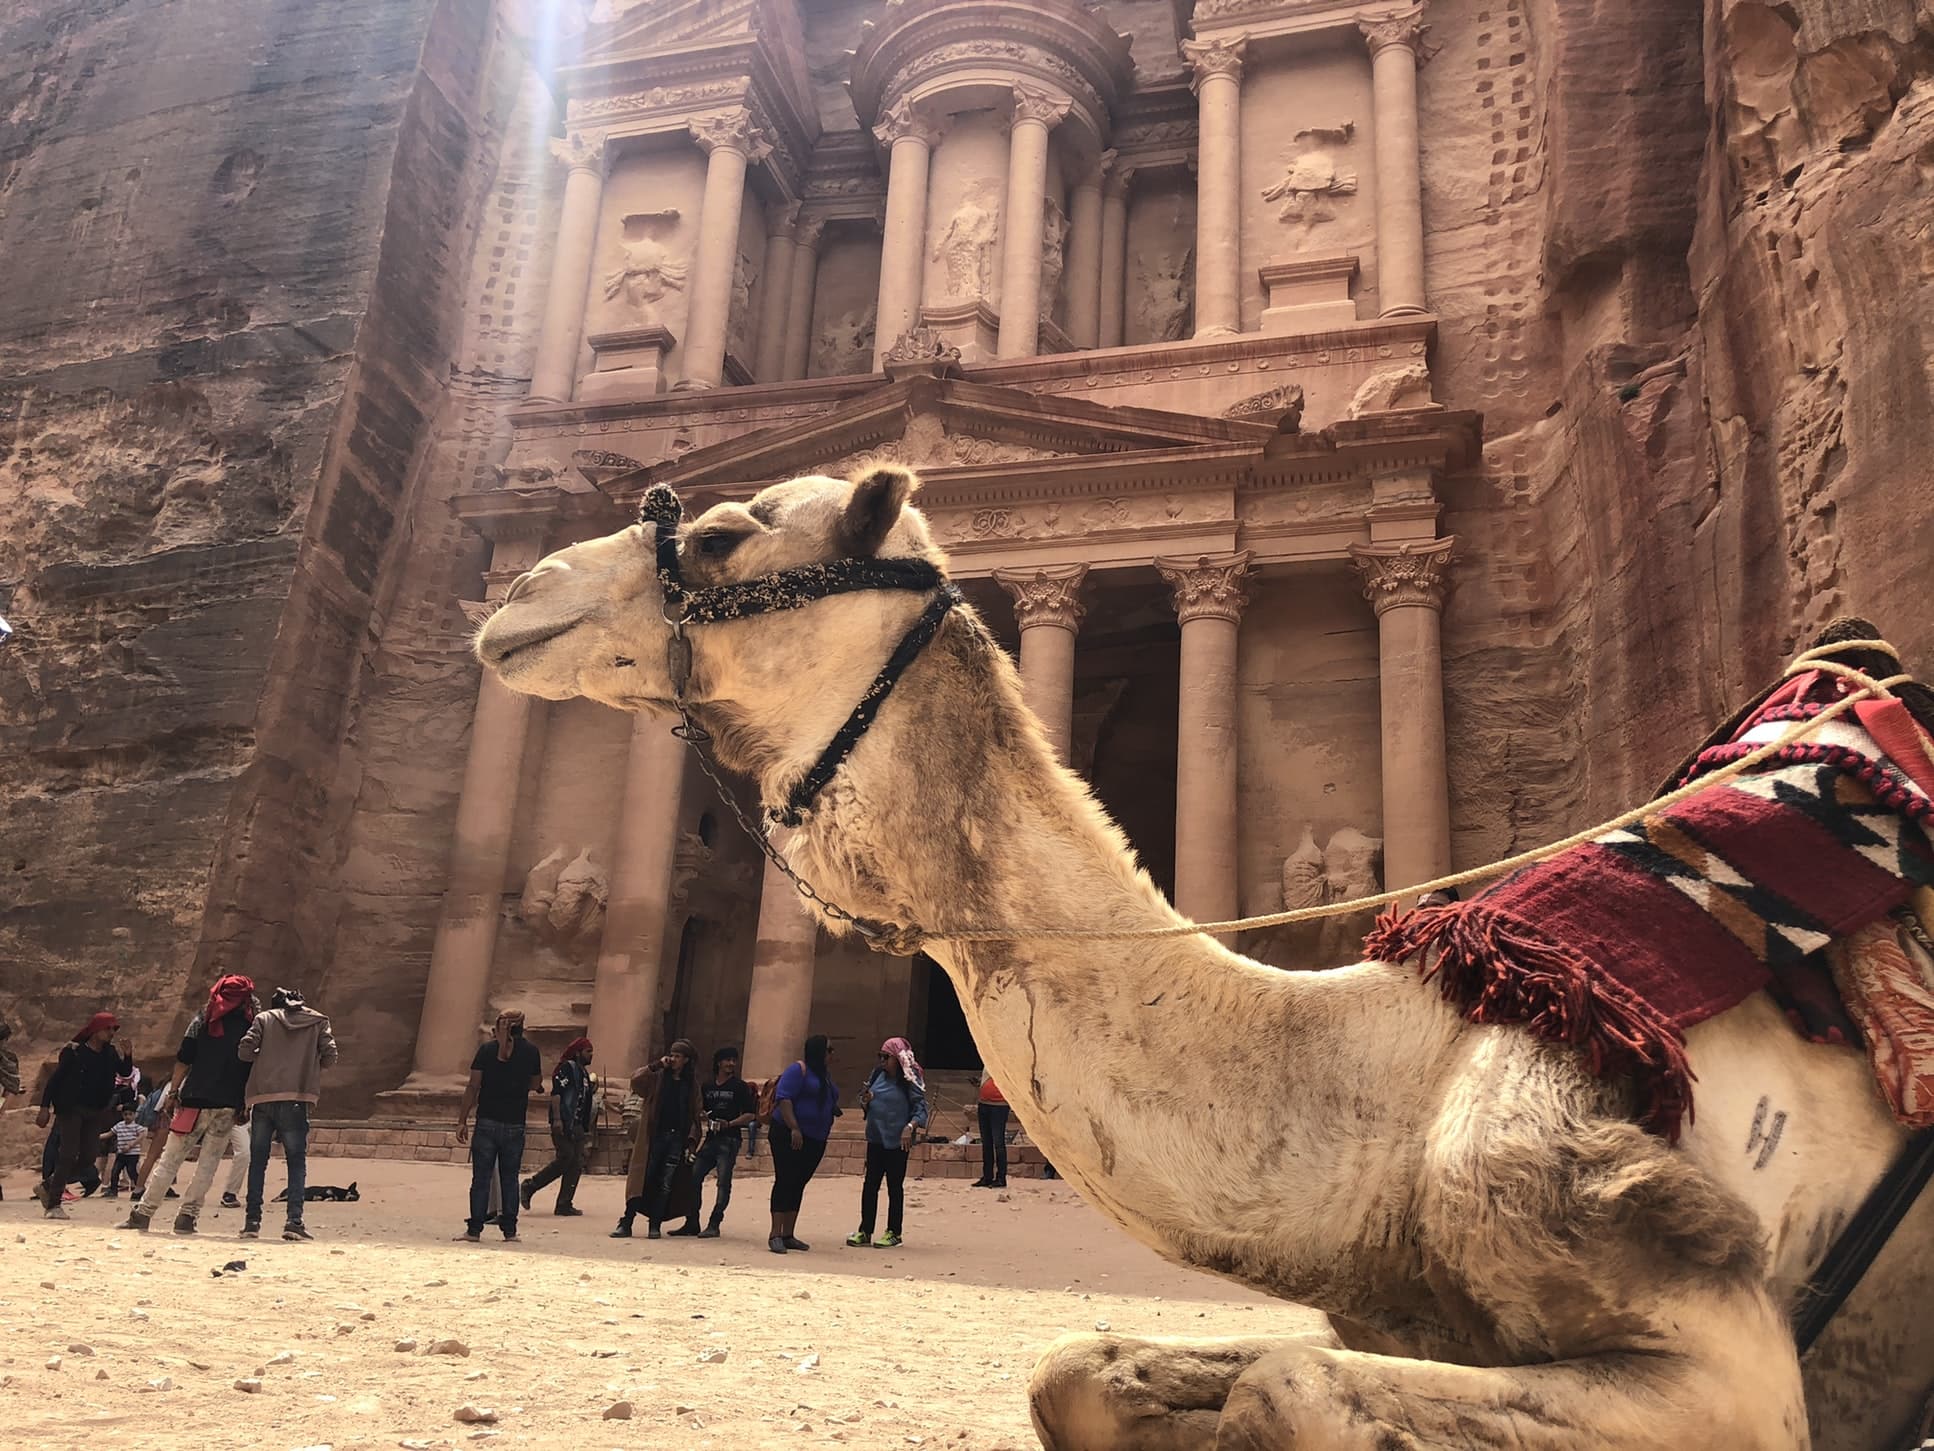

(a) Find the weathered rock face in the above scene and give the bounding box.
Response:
[0,0,509,1132]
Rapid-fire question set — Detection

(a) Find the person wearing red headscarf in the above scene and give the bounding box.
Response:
[520,1036,595,1217]
[34,1012,131,1217]
[120,975,258,1235]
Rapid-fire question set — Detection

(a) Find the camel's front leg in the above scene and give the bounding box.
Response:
[1214,1287,1808,1451]
[1030,1331,1338,1451]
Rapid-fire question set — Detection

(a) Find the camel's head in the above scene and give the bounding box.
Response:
[475,466,941,769]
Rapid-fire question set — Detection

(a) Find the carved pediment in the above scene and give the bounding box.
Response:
[576,0,760,64]
[824,417,1072,475]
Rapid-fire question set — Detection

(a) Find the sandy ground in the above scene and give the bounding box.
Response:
[2,1156,1320,1449]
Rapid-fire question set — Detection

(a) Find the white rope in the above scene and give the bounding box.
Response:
[923,640,1916,947]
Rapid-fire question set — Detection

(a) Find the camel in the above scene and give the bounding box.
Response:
[472,466,1933,1450]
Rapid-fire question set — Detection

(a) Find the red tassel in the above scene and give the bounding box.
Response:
[1365,904,1697,1142]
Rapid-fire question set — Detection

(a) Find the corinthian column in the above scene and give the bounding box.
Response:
[873,99,943,369]
[993,563,1088,764]
[753,202,800,383]
[528,132,608,402]
[681,110,770,389]
[1351,537,1454,889]
[780,215,826,381]
[997,86,1071,359]
[742,843,821,1083]
[1157,552,1252,929]
[1064,158,1107,349]
[1361,8,1428,315]
[402,529,549,1090]
[1099,157,1130,348]
[586,717,687,1080]
[1183,37,1247,339]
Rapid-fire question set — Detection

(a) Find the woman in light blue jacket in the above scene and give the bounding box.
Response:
[847,1036,929,1249]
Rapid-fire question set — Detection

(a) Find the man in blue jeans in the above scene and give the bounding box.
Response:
[669,1045,759,1239]
[455,1010,543,1243]
[237,987,339,1240]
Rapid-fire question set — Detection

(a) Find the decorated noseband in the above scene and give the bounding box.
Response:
[635,482,962,827]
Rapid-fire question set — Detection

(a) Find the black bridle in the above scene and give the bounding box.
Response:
[636,484,958,944]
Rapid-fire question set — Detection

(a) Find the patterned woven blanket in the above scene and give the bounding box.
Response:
[1366,670,1934,1140]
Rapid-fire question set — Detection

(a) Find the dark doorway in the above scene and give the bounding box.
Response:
[915,955,979,1069]
[664,916,706,1047]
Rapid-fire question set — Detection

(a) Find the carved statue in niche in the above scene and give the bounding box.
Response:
[1246,825,1384,970]
[812,302,876,377]
[1039,197,1069,320]
[1347,361,1434,417]
[518,846,609,964]
[603,210,687,321]
[1262,123,1359,237]
[931,181,1002,300]
[726,249,758,360]
[1135,246,1195,342]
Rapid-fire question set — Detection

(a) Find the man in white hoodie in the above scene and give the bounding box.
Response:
[236,988,339,1241]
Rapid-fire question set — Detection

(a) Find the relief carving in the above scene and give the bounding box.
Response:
[727,249,758,361]
[890,44,1102,119]
[519,846,609,964]
[1225,383,1306,433]
[932,182,1002,301]
[571,80,746,122]
[1040,198,1070,321]
[1135,247,1195,342]
[603,210,687,322]
[835,415,1069,477]
[812,303,876,378]
[1254,826,1385,969]
[1262,124,1359,235]
[1346,361,1433,417]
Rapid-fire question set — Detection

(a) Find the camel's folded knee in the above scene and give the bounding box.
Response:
[1029,1333,1273,1451]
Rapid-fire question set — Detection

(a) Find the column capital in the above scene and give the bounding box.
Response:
[1359,6,1427,57]
[1156,551,1253,625]
[689,108,772,163]
[1103,153,1135,201]
[994,562,1089,633]
[767,199,803,241]
[1012,84,1072,130]
[1182,35,1248,90]
[548,130,609,176]
[795,212,831,252]
[873,95,944,149]
[1350,536,1455,614]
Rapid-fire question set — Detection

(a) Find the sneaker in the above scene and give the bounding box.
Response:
[173,1213,197,1235]
[608,1222,632,1239]
[165,1188,179,1199]
[554,1206,583,1217]
[283,1223,313,1242]
[767,1235,787,1254]
[782,1236,811,1252]
[240,1220,261,1239]
[221,1192,241,1209]
[119,1209,153,1232]
[455,1229,482,1243]
[845,1230,873,1248]
[104,1187,120,1200]
[876,1230,904,1249]
[518,1180,534,1211]
[698,1225,721,1239]
[501,1232,519,1243]
[44,1202,70,1220]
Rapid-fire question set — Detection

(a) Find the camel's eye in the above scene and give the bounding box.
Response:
[692,531,743,561]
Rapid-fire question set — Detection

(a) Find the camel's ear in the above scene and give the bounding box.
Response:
[837,465,920,557]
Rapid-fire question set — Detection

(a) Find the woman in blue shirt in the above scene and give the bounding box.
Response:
[846,1036,928,1249]
[767,1034,839,1254]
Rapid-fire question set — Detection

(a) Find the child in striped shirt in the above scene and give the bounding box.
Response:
[105,1107,144,1197]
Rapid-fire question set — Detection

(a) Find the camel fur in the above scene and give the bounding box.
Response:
[473,466,1933,1450]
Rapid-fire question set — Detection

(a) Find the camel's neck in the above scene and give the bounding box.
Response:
[787,615,1458,1301]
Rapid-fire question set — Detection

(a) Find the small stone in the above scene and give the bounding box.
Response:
[602,1401,633,1421]
[796,1352,820,1374]
[234,1378,263,1393]
[268,1351,296,1366]
[452,1405,497,1425]
[130,1308,149,1321]
[66,1343,94,1357]
[697,1348,729,1364]
[39,1280,55,1290]
[794,1289,811,1300]
[589,1348,618,1358]
[95,1369,109,1381]
[1094,1320,1111,1332]
[423,1278,447,1288]
[142,1376,174,1392]
[45,1356,61,1371]
[360,1312,377,1321]
[996,1192,1010,1202]
[394,1339,418,1353]
[675,1403,697,1416]
[428,1338,470,1357]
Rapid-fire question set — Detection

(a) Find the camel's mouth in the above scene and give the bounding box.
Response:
[476,615,583,671]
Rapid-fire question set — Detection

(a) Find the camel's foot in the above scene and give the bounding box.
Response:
[1029,1333,1329,1451]
[1214,1290,1808,1451]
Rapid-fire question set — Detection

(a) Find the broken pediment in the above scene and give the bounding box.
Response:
[643,375,1276,493]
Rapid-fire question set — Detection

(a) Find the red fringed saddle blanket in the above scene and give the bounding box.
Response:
[1366,670,1934,1140]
